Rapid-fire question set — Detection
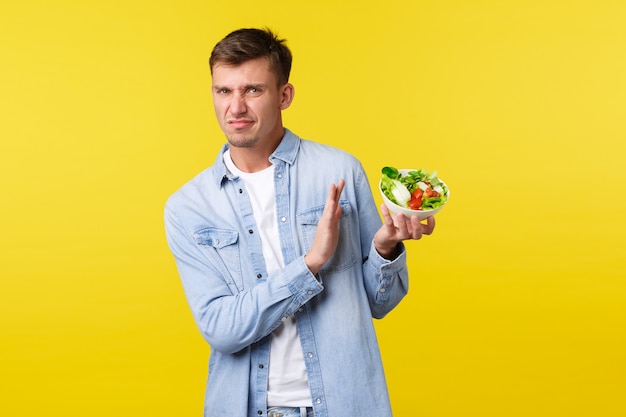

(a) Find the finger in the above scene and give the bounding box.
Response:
[394,213,410,236]
[333,179,345,217]
[422,216,436,235]
[326,179,345,205]
[380,203,394,227]
[409,215,423,240]
[335,179,345,201]
[324,183,339,213]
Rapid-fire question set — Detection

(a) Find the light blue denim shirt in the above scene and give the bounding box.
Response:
[164,129,409,417]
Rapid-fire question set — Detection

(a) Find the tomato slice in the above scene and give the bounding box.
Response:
[409,189,423,210]
[424,188,440,198]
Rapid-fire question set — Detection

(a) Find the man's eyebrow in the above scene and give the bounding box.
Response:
[213,83,267,91]
[243,83,267,90]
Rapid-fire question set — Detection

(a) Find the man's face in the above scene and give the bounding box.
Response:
[211,58,292,149]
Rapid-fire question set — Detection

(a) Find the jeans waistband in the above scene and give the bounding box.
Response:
[267,406,313,417]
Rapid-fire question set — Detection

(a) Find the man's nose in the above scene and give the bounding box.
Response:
[229,94,247,115]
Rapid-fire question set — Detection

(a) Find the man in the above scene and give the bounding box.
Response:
[164,28,435,417]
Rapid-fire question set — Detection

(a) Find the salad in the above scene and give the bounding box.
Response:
[380,166,448,211]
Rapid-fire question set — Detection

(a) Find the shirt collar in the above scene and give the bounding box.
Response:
[212,128,300,188]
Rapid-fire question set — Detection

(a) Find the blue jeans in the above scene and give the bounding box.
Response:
[267,406,314,417]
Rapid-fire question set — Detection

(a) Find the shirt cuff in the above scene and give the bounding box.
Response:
[283,255,325,307]
[368,241,407,273]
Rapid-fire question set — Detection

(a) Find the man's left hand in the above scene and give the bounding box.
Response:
[373,203,435,260]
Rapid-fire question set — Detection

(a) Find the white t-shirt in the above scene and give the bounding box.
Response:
[224,151,312,407]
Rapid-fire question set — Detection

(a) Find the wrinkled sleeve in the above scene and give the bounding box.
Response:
[164,200,323,355]
[354,165,409,319]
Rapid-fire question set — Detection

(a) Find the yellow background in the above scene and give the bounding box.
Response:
[1,0,625,416]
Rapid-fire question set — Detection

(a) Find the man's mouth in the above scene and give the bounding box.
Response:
[227,119,254,129]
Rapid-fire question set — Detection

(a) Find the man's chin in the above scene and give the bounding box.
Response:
[226,134,258,148]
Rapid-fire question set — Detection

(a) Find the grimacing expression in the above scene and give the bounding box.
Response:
[211,58,293,149]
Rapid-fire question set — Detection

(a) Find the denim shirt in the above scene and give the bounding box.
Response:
[164,129,409,417]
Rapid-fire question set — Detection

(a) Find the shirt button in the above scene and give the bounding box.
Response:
[239,188,243,194]
[248,229,253,234]
[257,411,263,415]
[316,398,322,404]
[259,364,264,369]
[277,173,283,179]
[307,290,313,295]
[281,317,287,322]
[307,352,314,358]
[257,273,262,279]
[380,288,386,293]
[281,216,287,222]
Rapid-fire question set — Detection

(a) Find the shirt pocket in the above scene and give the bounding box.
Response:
[296,201,358,273]
[193,227,243,293]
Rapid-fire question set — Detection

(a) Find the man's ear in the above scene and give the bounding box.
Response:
[279,83,295,110]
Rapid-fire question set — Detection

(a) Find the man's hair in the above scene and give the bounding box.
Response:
[209,28,292,86]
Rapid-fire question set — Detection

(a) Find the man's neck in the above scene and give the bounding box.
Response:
[229,128,284,173]
[229,148,273,173]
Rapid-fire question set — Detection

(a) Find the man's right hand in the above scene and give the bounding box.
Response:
[304,179,345,275]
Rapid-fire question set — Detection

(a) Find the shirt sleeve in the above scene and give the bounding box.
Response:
[164,201,323,355]
[354,164,410,319]
[364,241,409,318]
